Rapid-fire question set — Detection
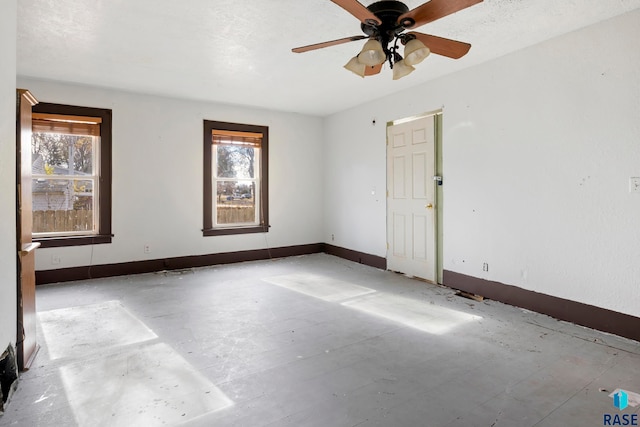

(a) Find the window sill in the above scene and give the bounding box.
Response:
[34,234,113,248]
[203,225,270,237]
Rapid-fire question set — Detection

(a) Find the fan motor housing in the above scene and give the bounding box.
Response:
[361,1,411,37]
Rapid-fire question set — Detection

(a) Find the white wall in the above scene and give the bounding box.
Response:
[0,0,17,351]
[324,10,640,317]
[16,78,325,270]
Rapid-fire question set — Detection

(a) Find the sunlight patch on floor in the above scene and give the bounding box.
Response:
[263,273,376,302]
[39,301,234,426]
[342,292,482,335]
[60,342,234,427]
[264,273,481,335]
[38,300,157,360]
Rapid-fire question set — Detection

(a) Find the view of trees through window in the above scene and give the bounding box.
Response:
[31,131,97,234]
[215,144,258,224]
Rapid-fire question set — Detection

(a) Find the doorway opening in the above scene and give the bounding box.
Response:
[386,111,443,284]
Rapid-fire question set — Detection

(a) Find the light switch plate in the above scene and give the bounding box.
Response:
[630,177,640,193]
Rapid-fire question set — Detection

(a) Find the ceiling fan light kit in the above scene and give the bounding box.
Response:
[293,0,482,79]
[344,55,367,77]
[357,39,387,66]
[403,37,431,66]
[392,57,415,80]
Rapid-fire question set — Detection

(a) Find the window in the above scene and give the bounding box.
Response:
[31,103,112,247]
[203,120,269,236]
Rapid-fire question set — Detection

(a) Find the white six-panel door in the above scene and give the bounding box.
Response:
[387,115,436,282]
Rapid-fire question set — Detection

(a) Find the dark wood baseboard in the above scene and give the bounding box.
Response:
[443,270,640,343]
[36,243,323,285]
[323,244,387,270]
[37,247,637,343]
[36,243,386,285]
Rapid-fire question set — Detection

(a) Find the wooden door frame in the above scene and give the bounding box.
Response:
[16,89,39,371]
[434,113,443,284]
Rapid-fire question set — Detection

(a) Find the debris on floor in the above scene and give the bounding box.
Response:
[456,291,485,302]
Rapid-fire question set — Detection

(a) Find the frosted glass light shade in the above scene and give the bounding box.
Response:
[392,59,415,80]
[358,39,386,66]
[344,56,366,77]
[404,38,430,66]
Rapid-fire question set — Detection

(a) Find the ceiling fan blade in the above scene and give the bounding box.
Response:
[407,32,471,59]
[399,0,483,29]
[330,0,381,26]
[292,35,368,53]
[364,63,383,76]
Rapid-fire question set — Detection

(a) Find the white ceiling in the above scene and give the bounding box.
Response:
[16,0,640,116]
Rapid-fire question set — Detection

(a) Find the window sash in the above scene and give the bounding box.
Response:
[212,147,261,227]
[31,176,98,237]
[31,127,100,237]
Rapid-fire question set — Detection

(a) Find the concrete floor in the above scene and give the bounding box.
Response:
[1,253,639,426]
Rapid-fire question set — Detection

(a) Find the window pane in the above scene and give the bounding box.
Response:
[32,178,94,233]
[32,133,94,175]
[216,145,255,179]
[215,181,256,225]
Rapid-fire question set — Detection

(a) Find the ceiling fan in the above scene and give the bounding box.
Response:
[292,0,483,79]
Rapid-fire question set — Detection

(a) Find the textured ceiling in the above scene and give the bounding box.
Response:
[16,0,640,116]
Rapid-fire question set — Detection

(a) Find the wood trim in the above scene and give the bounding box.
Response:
[34,245,639,342]
[17,89,38,106]
[16,89,39,372]
[35,234,112,248]
[324,244,387,270]
[203,120,269,235]
[443,270,640,343]
[36,244,324,285]
[35,244,386,285]
[203,121,213,230]
[19,242,40,256]
[203,226,269,237]
[31,103,113,248]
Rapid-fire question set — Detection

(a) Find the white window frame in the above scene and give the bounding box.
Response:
[212,144,261,227]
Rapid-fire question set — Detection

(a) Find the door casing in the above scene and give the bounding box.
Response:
[16,89,39,371]
[386,110,443,283]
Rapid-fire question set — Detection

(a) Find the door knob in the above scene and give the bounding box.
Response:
[426,203,433,209]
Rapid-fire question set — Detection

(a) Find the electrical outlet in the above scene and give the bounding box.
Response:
[144,244,151,254]
[629,177,640,193]
[51,255,61,265]
[482,262,489,272]
[331,234,335,242]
